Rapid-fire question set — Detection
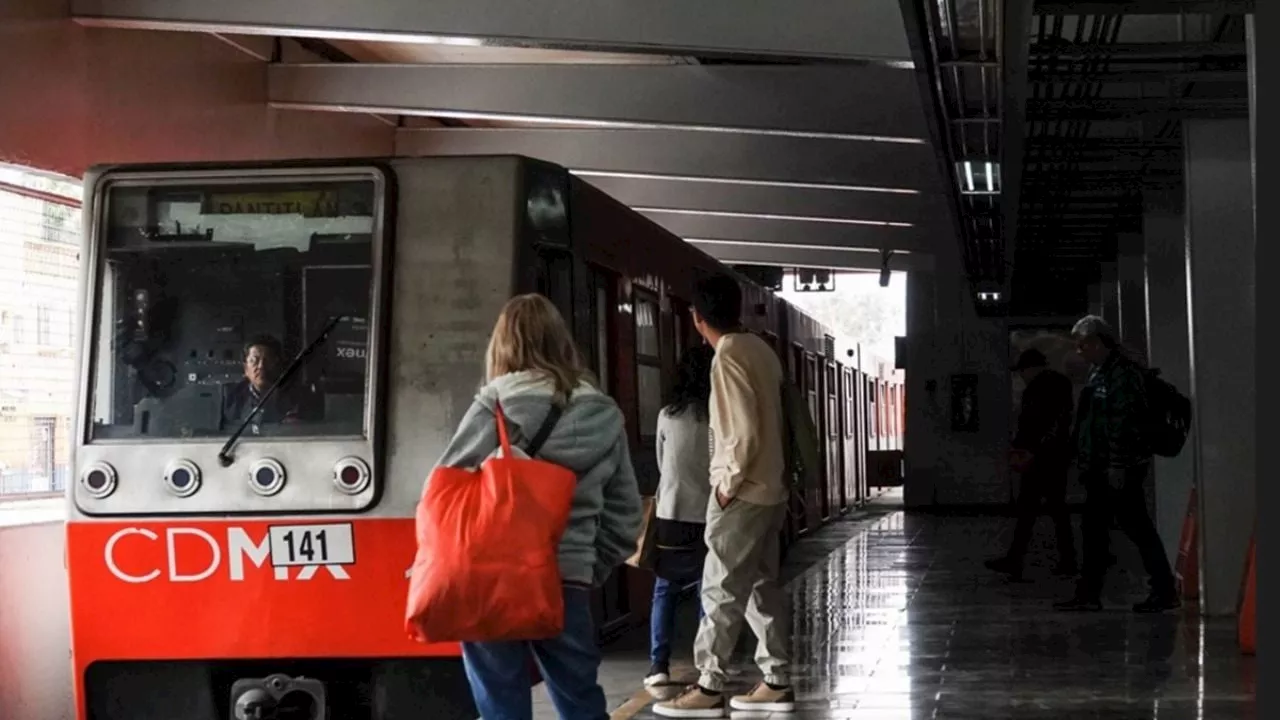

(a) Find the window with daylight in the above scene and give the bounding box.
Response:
[0,166,82,499]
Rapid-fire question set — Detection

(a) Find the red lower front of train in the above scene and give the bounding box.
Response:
[65,517,474,719]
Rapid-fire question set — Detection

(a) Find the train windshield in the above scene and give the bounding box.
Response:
[87,175,382,442]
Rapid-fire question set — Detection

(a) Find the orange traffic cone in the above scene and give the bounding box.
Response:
[1238,532,1255,655]
[1175,488,1199,601]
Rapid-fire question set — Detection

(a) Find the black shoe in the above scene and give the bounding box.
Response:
[984,557,1024,581]
[1054,596,1102,612]
[1133,594,1180,614]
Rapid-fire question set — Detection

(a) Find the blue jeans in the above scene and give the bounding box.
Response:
[650,577,702,667]
[461,586,607,720]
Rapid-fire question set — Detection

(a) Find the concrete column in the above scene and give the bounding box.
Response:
[1184,119,1256,616]
[1115,233,1148,365]
[1090,261,1119,327]
[902,266,1010,507]
[1142,191,1194,565]
[1086,282,1102,318]
[903,270,938,508]
[1247,15,1255,238]
[1115,233,1155,515]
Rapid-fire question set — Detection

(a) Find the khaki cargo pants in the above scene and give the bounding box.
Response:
[692,498,790,691]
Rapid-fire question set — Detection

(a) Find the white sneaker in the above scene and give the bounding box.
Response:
[644,671,671,688]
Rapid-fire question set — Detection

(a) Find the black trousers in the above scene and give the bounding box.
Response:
[1078,464,1175,600]
[1008,456,1076,569]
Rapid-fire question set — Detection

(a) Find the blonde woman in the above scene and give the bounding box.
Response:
[431,294,642,720]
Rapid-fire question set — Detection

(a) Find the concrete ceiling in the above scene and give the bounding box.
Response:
[70,0,957,271]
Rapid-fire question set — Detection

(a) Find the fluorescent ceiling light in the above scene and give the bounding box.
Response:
[955,159,1000,196]
[570,169,923,196]
[636,207,913,228]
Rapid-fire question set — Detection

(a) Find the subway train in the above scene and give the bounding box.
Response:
[65,155,903,719]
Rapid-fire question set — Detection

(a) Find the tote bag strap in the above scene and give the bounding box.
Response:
[493,397,567,459]
[494,401,516,458]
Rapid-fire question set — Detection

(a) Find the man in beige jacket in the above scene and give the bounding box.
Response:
[654,274,793,718]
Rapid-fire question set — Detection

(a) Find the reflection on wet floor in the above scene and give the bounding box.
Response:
[570,508,1255,720]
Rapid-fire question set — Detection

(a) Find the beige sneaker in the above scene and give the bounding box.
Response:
[729,683,796,713]
[652,685,727,718]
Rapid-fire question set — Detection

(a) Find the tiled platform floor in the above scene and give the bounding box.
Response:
[542,501,1256,719]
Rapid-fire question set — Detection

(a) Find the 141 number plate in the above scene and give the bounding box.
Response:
[267,523,355,567]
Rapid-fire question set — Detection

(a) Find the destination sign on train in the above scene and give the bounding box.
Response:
[204,190,341,217]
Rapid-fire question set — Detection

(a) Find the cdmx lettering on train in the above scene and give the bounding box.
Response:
[101,523,355,583]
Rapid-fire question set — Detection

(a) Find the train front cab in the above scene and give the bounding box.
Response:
[64,156,671,720]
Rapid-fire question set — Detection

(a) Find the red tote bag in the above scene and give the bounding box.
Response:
[405,403,578,644]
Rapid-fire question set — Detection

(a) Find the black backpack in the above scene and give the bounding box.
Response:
[1143,368,1192,457]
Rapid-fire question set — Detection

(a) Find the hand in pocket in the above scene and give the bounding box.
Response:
[715,489,734,510]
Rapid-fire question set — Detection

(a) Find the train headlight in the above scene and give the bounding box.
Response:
[248,458,286,496]
[81,462,118,499]
[163,459,202,498]
[332,457,371,495]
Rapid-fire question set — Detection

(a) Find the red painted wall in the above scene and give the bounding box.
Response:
[0,1,394,178]
[0,4,394,718]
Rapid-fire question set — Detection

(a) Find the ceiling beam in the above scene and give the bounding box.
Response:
[644,210,936,254]
[1034,1,1254,14]
[572,173,948,224]
[1027,138,1182,150]
[1026,97,1249,120]
[695,241,934,272]
[70,0,914,62]
[1029,41,1246,61]
[268,63,930,142]
[1030,69,1246,84]
[395,128,948,192]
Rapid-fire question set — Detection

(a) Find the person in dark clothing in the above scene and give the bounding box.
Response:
[986,348,1078,581]
[221,335,299,432]
[1055,316,1178,613]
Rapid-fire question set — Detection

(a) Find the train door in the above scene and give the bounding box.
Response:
[870,377,881,453]
[825,360,841,516]
[850,369,860,507]
[602,284,661,636]
[587,269,615,395]
[788,344,808,535]
[529,247,574,320]
[803,352,823,528]
[849,368,860,504]
[672,297,696,359]
[840,365,854,510]
[897,383,907,451]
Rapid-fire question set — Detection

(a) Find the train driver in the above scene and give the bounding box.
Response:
[221,334,299,430]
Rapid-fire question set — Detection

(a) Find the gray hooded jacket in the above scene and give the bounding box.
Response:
[431,370,643,587]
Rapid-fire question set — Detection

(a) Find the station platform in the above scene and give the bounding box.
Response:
[558,499,1255,720]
